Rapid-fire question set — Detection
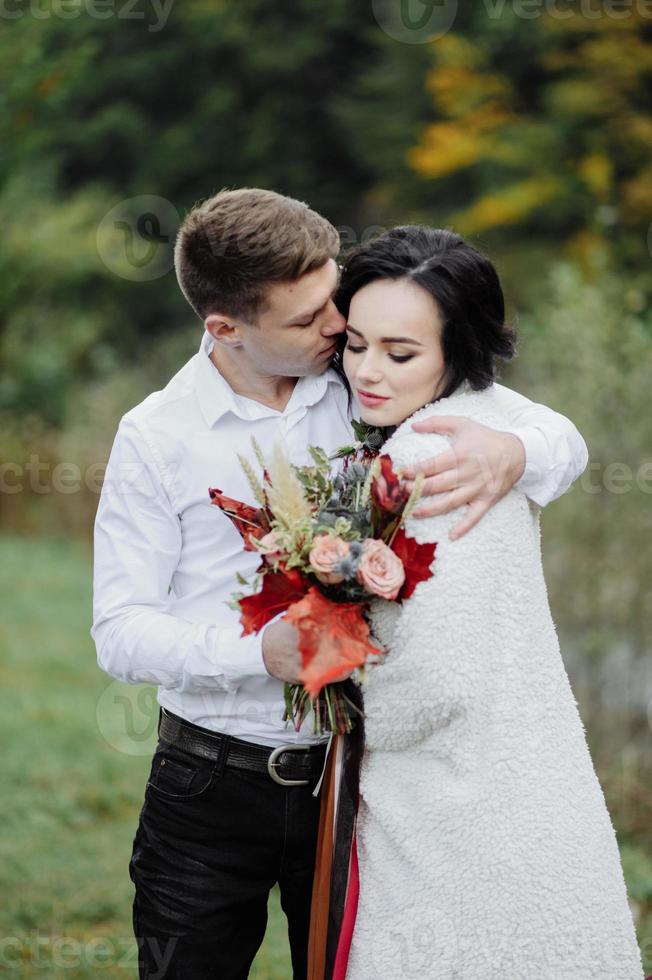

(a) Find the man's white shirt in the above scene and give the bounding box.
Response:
[91,330,588,747]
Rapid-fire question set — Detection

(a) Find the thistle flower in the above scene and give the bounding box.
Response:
[349,540,364,559]
[364,428,385,451]
[336,556,358,580]
[345,462,367,483]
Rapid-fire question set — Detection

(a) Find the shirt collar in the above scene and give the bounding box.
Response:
[194,329,345,428]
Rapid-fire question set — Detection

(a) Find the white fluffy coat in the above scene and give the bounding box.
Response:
[346,383,644,980]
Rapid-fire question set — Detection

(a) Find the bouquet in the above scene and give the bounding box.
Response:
[209,423,437,734]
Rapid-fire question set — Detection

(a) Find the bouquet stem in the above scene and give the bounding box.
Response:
[283,681,362,735]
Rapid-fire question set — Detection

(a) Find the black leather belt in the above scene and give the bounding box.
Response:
[159,708,328,787]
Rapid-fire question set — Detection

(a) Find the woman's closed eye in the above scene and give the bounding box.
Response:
[345,343,414,364]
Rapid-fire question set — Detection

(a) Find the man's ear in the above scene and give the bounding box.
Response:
[205,313,243,349]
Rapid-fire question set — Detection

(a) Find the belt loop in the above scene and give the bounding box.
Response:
[157,706,162,737]
[158,707,185,748]
[312,733,335,798]
[214,733,231,776]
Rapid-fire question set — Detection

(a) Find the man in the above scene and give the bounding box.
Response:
[91,188,588,979]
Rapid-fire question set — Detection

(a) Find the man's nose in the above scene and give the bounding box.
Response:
[320,301,346,336]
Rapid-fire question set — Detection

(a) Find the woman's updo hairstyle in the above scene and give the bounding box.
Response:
[334,225,517,400]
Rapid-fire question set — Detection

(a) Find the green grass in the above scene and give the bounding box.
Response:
[0,535,291,978]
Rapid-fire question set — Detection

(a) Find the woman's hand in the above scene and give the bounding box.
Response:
[400,415,526,540]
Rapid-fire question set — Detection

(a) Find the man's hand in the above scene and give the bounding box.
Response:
[401,416,526,540]
[262,619,305,683]
[262,618,354,685]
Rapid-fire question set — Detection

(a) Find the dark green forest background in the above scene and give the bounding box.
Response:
[1,1,651,974]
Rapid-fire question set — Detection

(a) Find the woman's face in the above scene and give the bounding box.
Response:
[343,277,446,427]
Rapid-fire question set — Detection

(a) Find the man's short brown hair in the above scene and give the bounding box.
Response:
[174,188,340,322]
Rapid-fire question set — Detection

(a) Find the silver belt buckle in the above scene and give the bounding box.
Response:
[267,743,311,787]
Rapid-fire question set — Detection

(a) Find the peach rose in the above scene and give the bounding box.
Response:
[257,530,285,565]
[309,534,350,585]
[356,538,406,600]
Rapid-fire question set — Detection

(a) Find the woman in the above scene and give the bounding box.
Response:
[331,226,644,979]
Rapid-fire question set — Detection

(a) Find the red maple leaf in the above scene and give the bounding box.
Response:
[282,587,383,698]
[390,527,437,600]
[208,487,271,551]
[239,567,309,636]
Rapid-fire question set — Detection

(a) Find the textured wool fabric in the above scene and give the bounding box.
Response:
[346,382,644,980]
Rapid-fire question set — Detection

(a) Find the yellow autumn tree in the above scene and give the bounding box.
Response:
[408,12,652,254]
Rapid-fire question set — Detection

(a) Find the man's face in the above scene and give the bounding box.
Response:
[238,259,346,378]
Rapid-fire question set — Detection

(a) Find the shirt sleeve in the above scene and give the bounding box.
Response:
[491,382,589,507]
[90,415,271,693]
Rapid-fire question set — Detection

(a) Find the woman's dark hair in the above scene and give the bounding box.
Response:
[334,225,517,403]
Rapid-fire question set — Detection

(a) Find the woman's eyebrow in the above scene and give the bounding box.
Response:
[380,336,423,346]
[346,324,423,346]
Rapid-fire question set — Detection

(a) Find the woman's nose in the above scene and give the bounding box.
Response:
[356,351,384,385]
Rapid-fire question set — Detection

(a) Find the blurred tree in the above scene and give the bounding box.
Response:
[408,10,652,261]
[0,0,388,424]
[513,261,652,776]
[0,0,377,222]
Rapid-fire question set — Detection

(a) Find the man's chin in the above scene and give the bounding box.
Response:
[303,358,333,377]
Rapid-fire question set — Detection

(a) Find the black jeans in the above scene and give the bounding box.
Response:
[129,734,322,979]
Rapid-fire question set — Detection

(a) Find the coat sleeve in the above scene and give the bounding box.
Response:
[363,427,533,753]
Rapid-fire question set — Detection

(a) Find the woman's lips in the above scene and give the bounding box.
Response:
[357,389,390,407]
